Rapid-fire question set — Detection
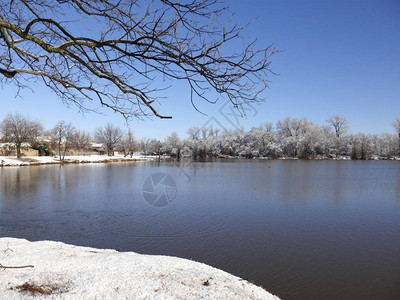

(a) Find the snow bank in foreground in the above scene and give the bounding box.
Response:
[0,238,280,300]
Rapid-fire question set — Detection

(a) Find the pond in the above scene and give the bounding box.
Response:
[1,160,399,300]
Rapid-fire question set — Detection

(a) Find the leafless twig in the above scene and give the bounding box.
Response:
[0,264,34,269]
[0,0,277,119]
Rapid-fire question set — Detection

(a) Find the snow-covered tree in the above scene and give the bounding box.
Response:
[140,138,151,156]
[349,133,372,160]
[371,133,398,158]
[164,132,181,158]
[319,125,337,157]
[325,115,349,157]
[249,123,280,157]
[326,115,349,138]
[297,122,324,159]
[184,127,202,158]
[276,117,308,157]
[148,139,162,156]
[392,117,400,155]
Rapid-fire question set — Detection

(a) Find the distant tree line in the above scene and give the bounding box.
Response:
[0,113,140,159]
[1,113,400,160]
[162,115,400,160]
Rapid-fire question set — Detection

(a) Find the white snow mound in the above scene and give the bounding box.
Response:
[0,238,280,300]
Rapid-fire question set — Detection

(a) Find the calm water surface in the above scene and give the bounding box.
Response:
[1,160,399,300]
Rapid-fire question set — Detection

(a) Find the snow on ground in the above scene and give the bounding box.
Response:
[0,155,156,167]
[0,238,280,300]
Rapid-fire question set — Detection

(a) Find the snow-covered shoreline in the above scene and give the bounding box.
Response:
[0,155,157,167]
[0,238,280,299]
[2,155,398,168]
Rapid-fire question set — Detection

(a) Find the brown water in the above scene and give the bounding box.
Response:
[1,160,399,299]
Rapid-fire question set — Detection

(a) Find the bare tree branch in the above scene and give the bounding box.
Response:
[0,0,277,120]
[0,263,34,269]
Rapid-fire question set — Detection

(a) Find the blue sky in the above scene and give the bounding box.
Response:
[1,0,399,140]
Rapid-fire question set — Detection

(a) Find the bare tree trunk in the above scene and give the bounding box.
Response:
[58,142,62,161]
[62,146,67,161]
[16,144,21,158]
